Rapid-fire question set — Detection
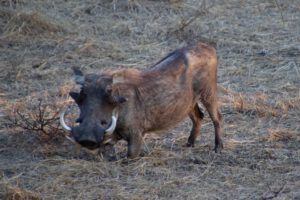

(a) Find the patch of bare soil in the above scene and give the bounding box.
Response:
[0,0,299,199]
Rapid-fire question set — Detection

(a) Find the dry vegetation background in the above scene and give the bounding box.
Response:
[0,0,300,199]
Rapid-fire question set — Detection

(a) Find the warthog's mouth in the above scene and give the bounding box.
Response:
[59,107,119,144]
[78,140,100,150]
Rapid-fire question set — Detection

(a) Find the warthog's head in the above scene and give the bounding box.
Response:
[60,68,126,150]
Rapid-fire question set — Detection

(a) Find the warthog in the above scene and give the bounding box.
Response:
[60,42,223,158]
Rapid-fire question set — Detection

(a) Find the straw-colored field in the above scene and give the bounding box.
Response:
[0,0,299,199]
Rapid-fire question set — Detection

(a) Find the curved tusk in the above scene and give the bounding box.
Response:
[105,108,118,135]
[103,138,112,144]
[60,109,72,131]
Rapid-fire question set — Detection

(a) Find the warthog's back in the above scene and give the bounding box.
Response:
[113,43,218,133]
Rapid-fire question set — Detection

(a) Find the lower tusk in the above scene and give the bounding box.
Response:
[103,138,112,144]
[105,108,118,135]
[60,109,71,131]
[105,116,117,135]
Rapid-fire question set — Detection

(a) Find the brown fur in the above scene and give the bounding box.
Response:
[70,42,223,158]
[109,42,222,157]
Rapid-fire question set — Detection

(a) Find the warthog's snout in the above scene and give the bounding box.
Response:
[60,108,119,150]
[71,126,105,150]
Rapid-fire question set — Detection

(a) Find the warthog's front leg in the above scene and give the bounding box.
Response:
[127,132,143,158]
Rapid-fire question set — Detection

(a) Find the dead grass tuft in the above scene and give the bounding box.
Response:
[2,186,41,200]
[225,138,256,150]
[2,10,64,37]
[268,128,295,142]
[220,88,281,117]
[275,97,300,112]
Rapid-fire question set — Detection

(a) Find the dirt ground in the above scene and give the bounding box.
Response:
[0,0,300,199]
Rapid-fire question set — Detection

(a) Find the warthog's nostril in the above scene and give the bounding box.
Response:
[78,140,99,150]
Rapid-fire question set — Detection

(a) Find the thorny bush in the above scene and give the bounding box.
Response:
[3,91,72,142]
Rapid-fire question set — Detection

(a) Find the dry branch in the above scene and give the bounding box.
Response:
[3,89,72,142]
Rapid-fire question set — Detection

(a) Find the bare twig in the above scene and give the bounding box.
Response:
[262,183,286,200]
[5,94,66,141]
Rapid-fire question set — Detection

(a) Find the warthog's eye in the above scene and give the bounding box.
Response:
[105,85,112,94]
[101,120,108,126]
[76,118,82,123]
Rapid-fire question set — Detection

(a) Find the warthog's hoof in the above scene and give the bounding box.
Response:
[186,142,195,147]
[213,142,223,153]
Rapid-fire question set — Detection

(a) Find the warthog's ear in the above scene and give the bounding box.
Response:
[113,96,127,104]
[73,67,85,85]
[69,92,79,100]
[70,91,85,104]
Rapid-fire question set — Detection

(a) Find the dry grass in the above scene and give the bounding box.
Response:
[267,128,295,142]
[0,0,299,199]
[1,185,41,200]
[4,11,64,36]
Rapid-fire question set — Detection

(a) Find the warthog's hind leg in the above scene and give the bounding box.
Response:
[187,104,204,147]
[202,97,223,153]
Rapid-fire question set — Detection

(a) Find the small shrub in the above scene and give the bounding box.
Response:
[4,90,73,142]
